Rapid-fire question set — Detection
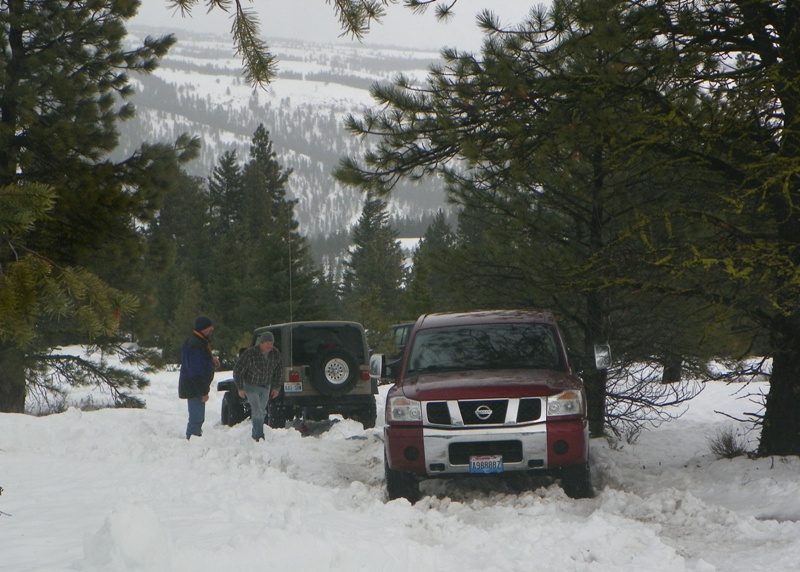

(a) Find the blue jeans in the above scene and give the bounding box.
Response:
[186,397,205,438]
[244,384,270,440]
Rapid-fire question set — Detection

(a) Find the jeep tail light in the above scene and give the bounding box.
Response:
[386,396,422,423]
[546,390,584,417]
[360,369,370,381]
[289,370,300,382]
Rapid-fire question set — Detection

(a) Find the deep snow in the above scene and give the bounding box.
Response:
[1,348,799,571]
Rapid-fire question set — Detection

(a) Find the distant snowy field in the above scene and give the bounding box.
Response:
[120,27,448,238]
[2,347,799,571]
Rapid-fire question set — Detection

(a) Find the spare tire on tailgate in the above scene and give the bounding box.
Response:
[310,347,359,396]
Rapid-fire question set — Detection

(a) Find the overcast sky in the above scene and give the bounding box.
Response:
[132,0,542,52]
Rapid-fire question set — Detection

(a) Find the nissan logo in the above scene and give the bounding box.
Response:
[475,404,493,420]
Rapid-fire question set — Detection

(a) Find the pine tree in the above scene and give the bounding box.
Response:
[334,0,739,436]
[208,150,244,231]
[0,0,196,412]
[639,0,800,455]
[403,210,457,317]
[341,196,406,347]
[137,171,210,361]
[194,125,325,359]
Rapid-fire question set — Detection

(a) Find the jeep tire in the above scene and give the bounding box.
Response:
[267,399,289,429]
[310,347,359,396]
[221,392,246,427]
[352,397,377,429]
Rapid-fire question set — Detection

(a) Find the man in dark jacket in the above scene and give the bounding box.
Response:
[233,331,283,441]
[179,316,220,439]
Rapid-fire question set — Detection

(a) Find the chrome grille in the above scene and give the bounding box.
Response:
[425,398,543,426]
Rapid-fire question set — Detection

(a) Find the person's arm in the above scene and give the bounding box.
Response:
[233,350,250,398]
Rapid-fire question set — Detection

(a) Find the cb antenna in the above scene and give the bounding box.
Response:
[287,202,293,324]
[287,202,294,364]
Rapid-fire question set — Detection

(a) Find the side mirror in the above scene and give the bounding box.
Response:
[369,354,384,381]
[369,353,400,384]
[594,344,611,370]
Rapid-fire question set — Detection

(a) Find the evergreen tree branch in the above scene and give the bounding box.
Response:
[166,0,464,85]
[27,350,148,410]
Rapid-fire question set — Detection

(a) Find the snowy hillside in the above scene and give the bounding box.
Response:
[2,348,800,570]
[120,26,448,237]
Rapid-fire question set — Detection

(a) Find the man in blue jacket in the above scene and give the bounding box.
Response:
[179,316,220,439]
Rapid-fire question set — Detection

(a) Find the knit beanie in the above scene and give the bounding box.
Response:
[257,331,274,344]
[194,316,213,331]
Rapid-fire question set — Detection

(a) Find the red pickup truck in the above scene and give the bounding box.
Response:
[377,310,594,503]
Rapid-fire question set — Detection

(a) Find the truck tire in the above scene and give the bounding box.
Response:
[385,454,420,503]
[310,347,359,396]
[559,462,594,499]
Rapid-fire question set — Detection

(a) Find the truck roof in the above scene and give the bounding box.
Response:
[415,310,557,330]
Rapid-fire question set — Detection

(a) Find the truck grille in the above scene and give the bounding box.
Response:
[518,398,542,422]
[425,398,542,427]
[427,401,451,425]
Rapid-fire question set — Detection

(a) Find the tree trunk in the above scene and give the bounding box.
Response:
[758,322,800,456]
[585,287,609,437]
[584,368,607,437]
[584,145,610,437]
[661,353,683,384]
[756,3,800,456]
[0,343,26,413]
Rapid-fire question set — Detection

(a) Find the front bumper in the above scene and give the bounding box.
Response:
[385,418,587,477]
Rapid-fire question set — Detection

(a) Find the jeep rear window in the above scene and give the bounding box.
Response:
[407,323,562,374]
[288,325,365,365]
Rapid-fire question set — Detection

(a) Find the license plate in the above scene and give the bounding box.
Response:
[469,455,504,474]
[284,382,303,393]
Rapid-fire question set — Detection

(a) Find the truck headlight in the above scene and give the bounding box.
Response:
[547,390,584,417]
[387,396,422,423]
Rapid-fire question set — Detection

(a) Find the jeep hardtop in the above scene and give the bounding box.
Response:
[218,320,377,429]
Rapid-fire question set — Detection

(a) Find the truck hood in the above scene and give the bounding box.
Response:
[397,369,583,401]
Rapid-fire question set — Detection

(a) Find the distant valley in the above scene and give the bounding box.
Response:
[119,26,448,248]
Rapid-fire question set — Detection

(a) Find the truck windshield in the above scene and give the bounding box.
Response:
[407,323,562,374]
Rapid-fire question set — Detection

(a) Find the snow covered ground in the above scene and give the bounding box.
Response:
[2,349,799,571]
